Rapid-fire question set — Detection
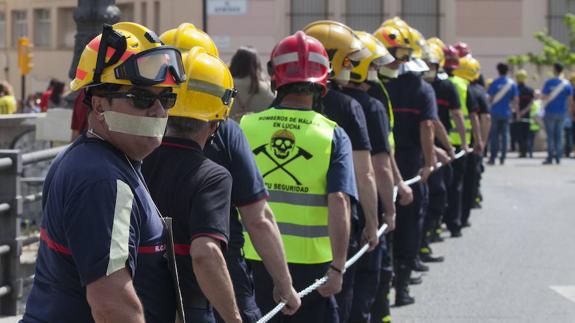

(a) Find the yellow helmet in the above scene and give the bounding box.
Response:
[351,31,395,83]
[453,55,480,81]
[303,20,370,81]
[170,47,236,121]
[381,16,410,30]
[160,23,219,57]
[71,22,186,91]
[373,25,412,61]
[424,40,445,67]
[427,37,446,50]
[516,69,528,82]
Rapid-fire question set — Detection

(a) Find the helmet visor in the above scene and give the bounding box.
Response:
[117,47,186,86]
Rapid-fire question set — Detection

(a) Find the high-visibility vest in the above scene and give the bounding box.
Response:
[448,76,472,146]
[240,107,336,264]
[375,81,395,151]
[530,100,541,132]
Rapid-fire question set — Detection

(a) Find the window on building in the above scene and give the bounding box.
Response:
[118,3,134,21]
[154,1,160,32]
[34,9,51,47]
[548,0,575,46]
[0,12,6,48]
[58,8,75,49]
[141,2,148,26]
[345,0,384,32]
[401,0,440,38]
[290,0,327,34]
[12,10,27,47]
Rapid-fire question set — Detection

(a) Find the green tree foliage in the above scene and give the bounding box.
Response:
[507,13,575,71]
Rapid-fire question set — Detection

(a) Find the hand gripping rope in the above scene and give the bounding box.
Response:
[257,149,470,323]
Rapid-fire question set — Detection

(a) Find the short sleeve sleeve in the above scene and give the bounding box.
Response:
[366,99,391,155]
[487,82,496,96]
[64,179,138,286]
[466,87,479,113]
[420,83,438,122]
[447,82,461,110]
[189,163,232,246]
[327,127,357,200]
[347,100,373,151]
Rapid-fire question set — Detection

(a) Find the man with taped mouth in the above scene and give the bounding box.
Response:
[22,22,186,323]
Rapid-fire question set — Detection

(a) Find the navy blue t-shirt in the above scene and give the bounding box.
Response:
[517,83,534,119]
[385,72,438,150]
[143,137,231,318]
[321,83,372,152]
[23,135,175,323]
[431,78,460,131]
[204,120,268,250]
[469,82,489,115]
[341,87,391,155]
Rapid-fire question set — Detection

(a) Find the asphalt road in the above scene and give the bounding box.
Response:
[393,153,575,323]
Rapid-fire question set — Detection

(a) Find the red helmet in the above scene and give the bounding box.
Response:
[270,31,330,95]
[454,41,470,58]
[443,45,460,69]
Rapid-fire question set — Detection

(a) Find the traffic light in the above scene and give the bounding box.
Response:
[17,37,33,75]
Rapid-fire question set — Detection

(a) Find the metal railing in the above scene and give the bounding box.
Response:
[0,145,67,315]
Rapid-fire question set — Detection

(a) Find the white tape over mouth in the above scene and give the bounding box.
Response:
[103,111,167,138]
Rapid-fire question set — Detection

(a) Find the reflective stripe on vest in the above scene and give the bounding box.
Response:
[378,82,395,151]
[448,76,472,146]
[240,107,336,264]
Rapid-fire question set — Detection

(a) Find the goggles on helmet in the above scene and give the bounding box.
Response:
[187,78,238,106]
[390,47,413,62]
[98,90,178,110]
[114,47,186,86]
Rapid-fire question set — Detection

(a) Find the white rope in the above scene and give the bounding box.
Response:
[257,149,470,323]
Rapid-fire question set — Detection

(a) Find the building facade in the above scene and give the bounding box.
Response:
[0,0,569,99]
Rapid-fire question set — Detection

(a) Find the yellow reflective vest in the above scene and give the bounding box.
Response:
[448,76,472,146]
[240,107,336,264]
[374,81,395,151]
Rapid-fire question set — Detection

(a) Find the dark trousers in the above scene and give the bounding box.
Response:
[422,166,450,247]
[461,153,481,226]
[215,250,262,323]
[445,149,467,233]
[489,116,509,162]
[517,121,531,157]
[335,233,360,322]
[369,235,393,323]
[349,235,390,323]
[510,120,520,151]
[393,149,424,262]
[250,260,337,323]
[527,130,536,157]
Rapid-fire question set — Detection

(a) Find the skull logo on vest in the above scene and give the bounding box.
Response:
[271,129,296,159]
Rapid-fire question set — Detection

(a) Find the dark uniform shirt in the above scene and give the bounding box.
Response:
[517,83,534,120]
[322,83,372,151]
[431,78,460,131]
[469,82,490,115]
[23,135,175,323]
[341,87,391,155]
[367,81,393,133]
[204,120,268,251]
[385,72,438,150]
[142,137,231,316]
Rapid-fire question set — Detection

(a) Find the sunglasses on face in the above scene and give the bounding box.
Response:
[98,91,177,110]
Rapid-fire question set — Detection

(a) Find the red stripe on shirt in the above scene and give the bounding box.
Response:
[436,99,450,107]
[393,108,421,115]
[40,228,72,255]
[174,233,228,256]
[138,244,166,254]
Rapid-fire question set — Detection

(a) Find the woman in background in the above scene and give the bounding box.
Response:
[229,46,274,121]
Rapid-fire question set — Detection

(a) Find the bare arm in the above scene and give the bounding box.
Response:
[450,109,468,150]
[480,114,492,149]
[317,192,350,297]
[239,200,300,314]
[420,120,437,182]
[432,119,456,157]
[469,112,483,154]
[86,268,145,323]
[371,152,396,232]
[191,237,242,323]
[352,150,379,250]
[390,153,413,206]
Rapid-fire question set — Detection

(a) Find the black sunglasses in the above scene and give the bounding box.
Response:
[98,91,177,110]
